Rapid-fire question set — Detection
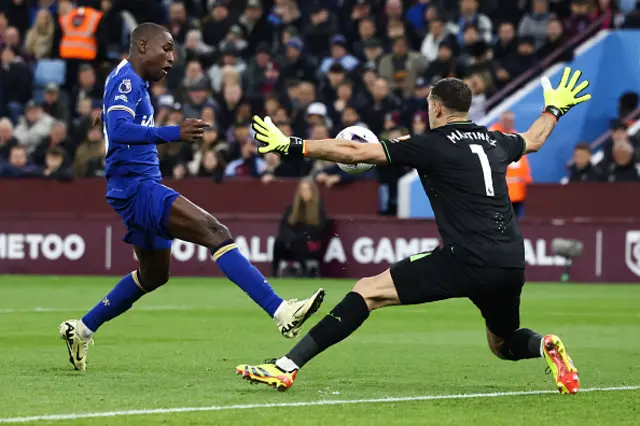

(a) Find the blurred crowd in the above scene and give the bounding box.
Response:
[1,0,640,214]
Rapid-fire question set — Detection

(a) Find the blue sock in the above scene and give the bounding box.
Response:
[82,271,147,332]
[212,240,283,317]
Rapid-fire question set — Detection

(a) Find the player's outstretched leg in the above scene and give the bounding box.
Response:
[167,196,324,338]
[236,269,399,391]
[488,328,579,394]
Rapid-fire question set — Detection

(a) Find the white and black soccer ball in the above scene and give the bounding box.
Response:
[336,126,379,174]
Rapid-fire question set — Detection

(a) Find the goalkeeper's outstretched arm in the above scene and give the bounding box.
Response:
[519,67,591,154]
[302,138,389,164]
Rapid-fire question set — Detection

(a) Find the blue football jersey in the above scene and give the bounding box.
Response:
[103,60,161,182]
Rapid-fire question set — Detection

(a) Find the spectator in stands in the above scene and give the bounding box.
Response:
[244,42,272,97]
[74,124,104,177]
[217,83,244,131]
[42,83,71,127]
[601,120,640,166]
[71,64,101,115]
[519,0,556,48]
[456,0,493,45]
[203,1,231,48]
[272,178,327,277]
[32,119,71,167]
[359,38,384,71]
[168,2,191,45]
[420,14,456,63]
[319,35,359,75]
[239,0,273,54]
[383,0,420,48]
[407,0,432,35]
[304,3,339,58]
[352,17,377,61]
[466,72,489,122]
[378,36,427,99]
[278,38,317,83]
[208,44,246,93]
[197,148,225,182]
[402,77,429,127]
[13,100,53,154]
[23,8,54,60]
[490,111,517,133]
[493,22,518,63]
[96,0,125,62]
[537,18,574,63]
[0,117,17,160]
[260,152,283,183]
[362,77,402,136]
[320,63,347,105]
[0,145,40,177]
[604,141,640,182]
[85,141,106,178]
[507,155,532,217]
[502,36,538,82]
[0,46,32,121]
[412,111,428,136]
[569,143,603,182]
[423,40,456,84]
[183,29,215,68]
[564,0,597,39]
[42,146,73,181]
[3,26,22,52]
[224,139,267,178]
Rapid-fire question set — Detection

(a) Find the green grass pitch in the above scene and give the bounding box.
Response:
[0,276,639,425]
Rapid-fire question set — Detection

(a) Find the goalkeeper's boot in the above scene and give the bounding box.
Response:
[58,319,93,371]
[274,288,325,338]
[236,360,297,391]
[542,334,579,394]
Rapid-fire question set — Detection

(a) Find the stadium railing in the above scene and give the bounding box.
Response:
[485,13,608,112]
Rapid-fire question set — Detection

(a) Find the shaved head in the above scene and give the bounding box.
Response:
[131,22,169,46]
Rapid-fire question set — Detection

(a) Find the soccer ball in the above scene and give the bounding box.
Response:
[336,126,379,174]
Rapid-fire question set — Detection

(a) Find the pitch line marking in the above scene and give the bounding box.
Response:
[0,386,638,423]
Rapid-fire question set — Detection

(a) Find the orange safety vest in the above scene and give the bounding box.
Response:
[506,155,532,203]
[59,7,102,61]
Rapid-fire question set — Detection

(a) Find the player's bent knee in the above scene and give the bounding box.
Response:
[204,215,232,246]
[139,270,170,291]
[352,276,396,311]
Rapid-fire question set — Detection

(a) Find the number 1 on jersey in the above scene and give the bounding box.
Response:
[469,144,495,196]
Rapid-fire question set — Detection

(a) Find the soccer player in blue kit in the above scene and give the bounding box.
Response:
[58,23,324,371]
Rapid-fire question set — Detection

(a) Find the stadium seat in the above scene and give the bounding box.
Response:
[34,59,67,88]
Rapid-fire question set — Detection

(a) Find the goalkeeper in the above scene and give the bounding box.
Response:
[238,68,590,394]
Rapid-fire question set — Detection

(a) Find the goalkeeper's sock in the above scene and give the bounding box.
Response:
[499,328,544,361]
[82,271,147,333]
[212,240,283,317]
[282,292,370,369]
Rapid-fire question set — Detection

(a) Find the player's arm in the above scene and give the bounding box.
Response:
[520,67,591,154]
[105,79,180,145]
[302,138,389,164]
[251,116,430,166]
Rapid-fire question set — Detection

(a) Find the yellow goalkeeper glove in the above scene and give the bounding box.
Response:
[541,67,591,121]
[251,115,305,156]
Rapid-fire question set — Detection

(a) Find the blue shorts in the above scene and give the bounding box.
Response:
[106,179,180,251]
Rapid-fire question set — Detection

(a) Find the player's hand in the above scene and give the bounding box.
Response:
[179,118,210,143]
[541,67,591,120]
[251,115,304,156]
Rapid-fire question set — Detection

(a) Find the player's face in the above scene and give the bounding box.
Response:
[144,31,175,82]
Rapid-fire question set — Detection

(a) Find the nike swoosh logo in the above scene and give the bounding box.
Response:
[76,345,83,362]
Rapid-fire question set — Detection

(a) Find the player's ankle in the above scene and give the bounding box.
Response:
[78,320,95,340]
[273,300,287,320]
[275,356,299,373]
